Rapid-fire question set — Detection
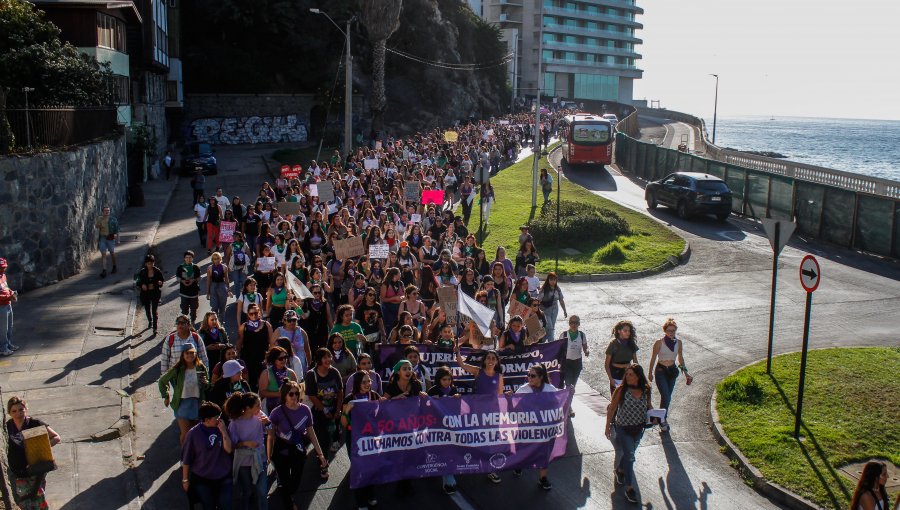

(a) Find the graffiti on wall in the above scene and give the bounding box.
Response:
[190,115,309,145]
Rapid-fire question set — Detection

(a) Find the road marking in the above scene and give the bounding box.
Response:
[718,231,744,241]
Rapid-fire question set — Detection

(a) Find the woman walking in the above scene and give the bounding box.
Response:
[181,402,233,510]
[6,396,61,510]
[304,348,344,456]
[647,318,692,432]
[267,381,329,510]
[204,195,223,255]
[257,346,298,412]
[455,348,505,484]
[159,343,209,446]
[604,320,640,395]
[225,392,268,510]
[605,364,652,504]
[850,461,891,510]
[199,312,230,371]
[341,371,380,508]
[538,272,567,342]
[136,253,164,333]
[206,252,232,323]
[235,304,274,392]
[560,315,589,416]
[514,364,556,490]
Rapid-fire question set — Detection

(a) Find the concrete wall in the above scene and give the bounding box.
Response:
[185,93,319,120]
[0,136,128,291]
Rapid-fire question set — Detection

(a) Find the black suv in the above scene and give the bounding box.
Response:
[179,141,218,176]
[645,172,732,221]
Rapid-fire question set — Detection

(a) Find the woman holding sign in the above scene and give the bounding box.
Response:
[6,396,61,509]
[206,252,232,323]
[514,365,557,490]
[455,347,506,484]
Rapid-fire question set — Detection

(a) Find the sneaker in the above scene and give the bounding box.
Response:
[443,484,457,495]
[625,488,639,503]
[487,472,501,484]
[660,422,670,433]
[513,469,523,478]
[539,477,552,491]
[100,269,107,278]
[111,265,117,274]
[8,344,20,351]
[0,349,13,356]
[614,469,624,485]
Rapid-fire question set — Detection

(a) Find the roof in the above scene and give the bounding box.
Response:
[32,0,142,24]
[564,114,612,125]
[675,172,725,181]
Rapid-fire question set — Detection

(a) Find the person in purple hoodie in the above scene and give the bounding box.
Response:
[181,402,233,509]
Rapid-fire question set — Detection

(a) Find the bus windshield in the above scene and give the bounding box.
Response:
[571,122,611,145]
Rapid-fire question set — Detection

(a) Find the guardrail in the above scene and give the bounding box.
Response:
[614,131,900,259]
[4,107,120,151]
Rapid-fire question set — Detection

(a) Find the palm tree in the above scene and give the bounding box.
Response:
[359,0,402,136]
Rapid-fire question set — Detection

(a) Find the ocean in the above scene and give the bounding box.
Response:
[708,116,900,182]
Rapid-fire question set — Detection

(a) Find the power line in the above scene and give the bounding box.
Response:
[385,47,513,70]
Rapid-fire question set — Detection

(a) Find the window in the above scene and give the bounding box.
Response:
[167,80,179,102]
[108,75,130,105]
[571,123,610,145]
[96,13,126,52]
[574,74,618,100]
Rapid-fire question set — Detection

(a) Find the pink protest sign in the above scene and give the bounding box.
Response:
[421,190,444,205]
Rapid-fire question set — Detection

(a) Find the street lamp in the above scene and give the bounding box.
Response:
[709,74,718,144]
[311,8,353,156]
[22,87,35,150]
[531,3,545,208]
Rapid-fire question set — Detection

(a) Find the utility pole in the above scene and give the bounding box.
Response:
[531,7,545,208]
[310,8,353,156]
[23,87,35,151]
[710,74,718,144]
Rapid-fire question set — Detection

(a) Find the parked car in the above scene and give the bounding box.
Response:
[180,142,217,176]
[602,113,618,127]
[645,172,732,221]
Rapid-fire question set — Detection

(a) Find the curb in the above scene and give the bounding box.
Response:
[709,369,822,510]
[545,144,692,283]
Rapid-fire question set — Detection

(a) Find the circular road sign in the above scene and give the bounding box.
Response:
[799,255,820,293]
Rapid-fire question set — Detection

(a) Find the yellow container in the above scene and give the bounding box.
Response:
[21,426,54,466]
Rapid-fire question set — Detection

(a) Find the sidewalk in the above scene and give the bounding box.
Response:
[0,175,178,509]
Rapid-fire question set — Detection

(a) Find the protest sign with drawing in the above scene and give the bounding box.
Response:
[218,221,237,244]
[508,299,531,320]
[524,313,546,345]
[334,236,365,260]
[257,257,276,272]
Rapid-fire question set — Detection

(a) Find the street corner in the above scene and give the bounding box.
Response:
[10,385,134,442]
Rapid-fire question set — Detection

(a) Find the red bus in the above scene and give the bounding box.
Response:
[560,114,614,167]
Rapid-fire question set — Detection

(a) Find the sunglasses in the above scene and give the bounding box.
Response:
[401,335,413,339]
[527,373,538,378]
[277,356,289,361]
[248,312,260,316]
[287,392,300,397]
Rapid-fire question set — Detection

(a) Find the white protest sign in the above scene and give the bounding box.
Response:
[368,243,390,260]
[257,257,276,272]
[364,158,379,170]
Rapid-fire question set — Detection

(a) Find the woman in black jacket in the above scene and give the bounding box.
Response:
[136,253,164,333]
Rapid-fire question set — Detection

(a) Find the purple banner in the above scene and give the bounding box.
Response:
[375,341,568,393]
[349,390,573,488]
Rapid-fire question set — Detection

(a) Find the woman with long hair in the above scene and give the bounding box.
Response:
[199,311,230,370]
[235,303,274,392]
[381,359,426,399]
[6,397,61,509]
[850,461,891,510]
[514,364,557,490]
[538,272,567,343]
[327,333,358,382]
[605,364,652,504]
[380,268,405,333]
[605,320,640,395]
[258,346,299,412]
[304,348,344,456]
[456,347,506,483]
[206,251,232,323]
[136,253,164,333]
[265,272,289,328]
[158,343,209,445]
[224,392,268,510]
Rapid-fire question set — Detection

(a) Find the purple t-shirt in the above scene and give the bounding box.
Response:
[182,423,232,480]
[269,404,314,447]
[228,412,267,466]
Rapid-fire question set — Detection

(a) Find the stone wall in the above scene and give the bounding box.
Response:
[0,136,128,291]
[185,93,319,120]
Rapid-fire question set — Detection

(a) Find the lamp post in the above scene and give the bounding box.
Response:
[22,87,35,151]
[311,8,353,156]
[531,4,545,208]
[709,74,718,144]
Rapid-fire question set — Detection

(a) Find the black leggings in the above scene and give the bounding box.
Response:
[141,292,160,327]
[271,443,307,509]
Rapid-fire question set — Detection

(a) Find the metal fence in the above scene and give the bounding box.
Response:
[4,107,120,150]
[615,133,900,258]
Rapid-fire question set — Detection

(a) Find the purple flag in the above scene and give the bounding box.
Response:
[376,341,568,393]
[349,390,573,488]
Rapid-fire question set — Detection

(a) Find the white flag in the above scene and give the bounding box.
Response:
[286,270,313,300]
[458,290,495,337]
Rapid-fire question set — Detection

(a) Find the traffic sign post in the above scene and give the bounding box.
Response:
[794,254,820,439]
[761,219,797,374]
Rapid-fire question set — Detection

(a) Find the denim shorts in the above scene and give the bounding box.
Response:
[175,397,199,420]
[99,237,116,254]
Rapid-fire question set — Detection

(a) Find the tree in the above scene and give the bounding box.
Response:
[359,0,402,137]
[0,0,112,108]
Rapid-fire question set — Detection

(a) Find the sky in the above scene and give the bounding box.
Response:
[631,0,900,121]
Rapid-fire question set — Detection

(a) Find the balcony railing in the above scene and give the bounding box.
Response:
[3,107,121,152]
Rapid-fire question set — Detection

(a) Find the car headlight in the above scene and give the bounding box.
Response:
[210,157,217,164]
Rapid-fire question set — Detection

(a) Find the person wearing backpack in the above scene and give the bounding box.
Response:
[161,315,210,374]
[560,315,589,417]
[225,231,252,296]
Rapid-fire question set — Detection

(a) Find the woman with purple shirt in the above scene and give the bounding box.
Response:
[455,348,506,483]
[267,381,328,510]
[181,402,233,510]
[225,392,269,510]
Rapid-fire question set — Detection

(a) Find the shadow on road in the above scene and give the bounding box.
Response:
[561,160,618,192]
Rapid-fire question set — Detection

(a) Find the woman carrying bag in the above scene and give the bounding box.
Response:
[6,396,61,510]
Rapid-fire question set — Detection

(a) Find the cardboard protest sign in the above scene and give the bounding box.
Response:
[334,236,365,260]
[421,190,444,205]
[438,286,459,325]
[318,181,335,202]
[525,313,546,345]
[309,184,318,197]
[508,299,531,320]
[364,158,379,170]
[257,257,276,272]
[368,243,390,260]
[443,131,458,142]
[218,221,237,243]
[278,202,303,217]
[375,141,382,150]
[404,181,420,202]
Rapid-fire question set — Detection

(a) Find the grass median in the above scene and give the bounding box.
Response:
[480,146,685,275]
[716,347,900,509]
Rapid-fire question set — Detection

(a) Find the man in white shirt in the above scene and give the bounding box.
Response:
[214,188,230,211]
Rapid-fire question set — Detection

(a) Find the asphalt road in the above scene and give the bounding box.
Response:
[124,135,900,510]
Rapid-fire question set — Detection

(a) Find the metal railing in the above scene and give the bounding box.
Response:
[4,107,120,151]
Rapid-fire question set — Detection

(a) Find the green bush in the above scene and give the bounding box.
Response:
[719,373,765,405]
[594,241,627,263]
[530,201,630,250]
